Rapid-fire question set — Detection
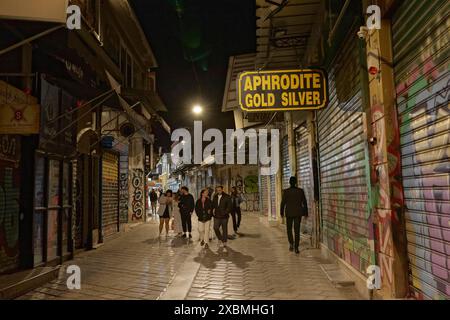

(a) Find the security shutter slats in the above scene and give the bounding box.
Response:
[270,174,276,219]
[317,24,373,275]
[259,173,269,215]
[102,152,119,238]
[281,136,291,189]
[393,0,449,300]
[295,126,313,233]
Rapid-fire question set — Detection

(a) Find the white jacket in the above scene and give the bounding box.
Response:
[157,195,172,216]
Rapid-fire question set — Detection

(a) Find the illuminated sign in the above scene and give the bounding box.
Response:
[238,69,328,112]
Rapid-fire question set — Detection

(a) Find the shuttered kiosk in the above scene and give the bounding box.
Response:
[317,24,374,275]
[392,0,449,300]
[295,125,313,235]
[101,151,119,238]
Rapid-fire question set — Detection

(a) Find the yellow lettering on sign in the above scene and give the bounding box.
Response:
[272,75,280,90]
[281,92,288,106]
[280,75,290,90]
[313,91,320,104]
[313,73,321,89]
[244,77,253,91]
[290,74,299,90]
[261,76,271,90]
[253,76,261,90]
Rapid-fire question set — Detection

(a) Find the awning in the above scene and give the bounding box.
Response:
[122,87,168,113]
[117,94,154,143]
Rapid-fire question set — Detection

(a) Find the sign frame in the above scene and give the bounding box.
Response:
[237,69,328,112]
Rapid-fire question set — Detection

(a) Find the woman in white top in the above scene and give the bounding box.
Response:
[157,190,173,237]
[172,193,183,237]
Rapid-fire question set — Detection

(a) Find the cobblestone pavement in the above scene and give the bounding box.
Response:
[18,214,362,300]
[185,215,362,300]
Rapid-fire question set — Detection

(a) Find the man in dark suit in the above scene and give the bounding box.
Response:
[212,186,232,247]
[179,186,195,238]
[280,176,308,254]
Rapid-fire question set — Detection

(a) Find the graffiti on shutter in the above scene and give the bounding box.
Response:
[119,154,128,224]
[317,26,374,275]
[0,135,20,272]
[393,0,449,300]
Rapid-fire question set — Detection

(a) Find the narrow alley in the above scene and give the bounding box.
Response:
[17,214,360,300]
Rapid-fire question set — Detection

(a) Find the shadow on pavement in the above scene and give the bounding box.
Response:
[236,233,261,239]
[193,245,254,270]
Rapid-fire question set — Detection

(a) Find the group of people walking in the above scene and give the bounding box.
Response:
[150,175,308,254]
[153,185,243,249]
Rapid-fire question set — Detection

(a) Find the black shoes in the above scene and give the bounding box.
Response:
[295,248,300,254]
[289,245,294,252]
[182,234,186,238]
[189,234,192,238]
[200,240,205,246]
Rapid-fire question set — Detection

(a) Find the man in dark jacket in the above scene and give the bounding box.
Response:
[280,176,308,254]
[212,186,232,247]
[149,189,158,216]
[179,186,195,238]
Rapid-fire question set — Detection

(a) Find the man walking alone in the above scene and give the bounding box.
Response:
[212,186,232,248]
[280,176,308,254]
[150,189,158,216]
[178,186,195,238]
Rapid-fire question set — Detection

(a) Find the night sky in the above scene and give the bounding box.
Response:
[130,0,256,132]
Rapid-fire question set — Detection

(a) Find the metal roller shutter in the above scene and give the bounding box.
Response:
[270,174,277,220]
[393,0,449,300]
[281,135,291,189]
[259,169,269,216]
[295,126,313,234]
[317,26,373,274]
[102,152,119,238]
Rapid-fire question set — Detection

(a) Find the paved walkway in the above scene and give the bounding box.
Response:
[17,214,361,300]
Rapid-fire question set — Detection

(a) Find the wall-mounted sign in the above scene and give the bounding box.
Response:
[0,81,40,134]
[0,0,68,23]
[238,69,328,112]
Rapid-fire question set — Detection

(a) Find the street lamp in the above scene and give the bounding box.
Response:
[192,105,203,115]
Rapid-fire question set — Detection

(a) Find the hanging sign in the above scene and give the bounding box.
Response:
[0,81,40,134]
[237,69,328,112]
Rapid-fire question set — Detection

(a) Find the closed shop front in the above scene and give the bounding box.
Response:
[102,151,119,238]
[259,169,269,216]
[269,174,277,220]
[281,135,291,189]
[0,135,21,273]
[295,125,313,234]
[317,25,374,275]
[33,76,76,266]
[393,0,449,300]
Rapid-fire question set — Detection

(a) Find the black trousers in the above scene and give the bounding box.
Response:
[286,216,301,249]
[230,207,242,232]
[181,212,192,233]
[213,216,229,243]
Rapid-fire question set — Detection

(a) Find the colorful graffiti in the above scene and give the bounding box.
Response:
[130,169,144,220]
[318,32,375,275]
[231,171,260,212]
[0,163,20,272]
[395,55,449,299]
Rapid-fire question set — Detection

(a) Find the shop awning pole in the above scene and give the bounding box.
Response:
[0,25,65,57]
